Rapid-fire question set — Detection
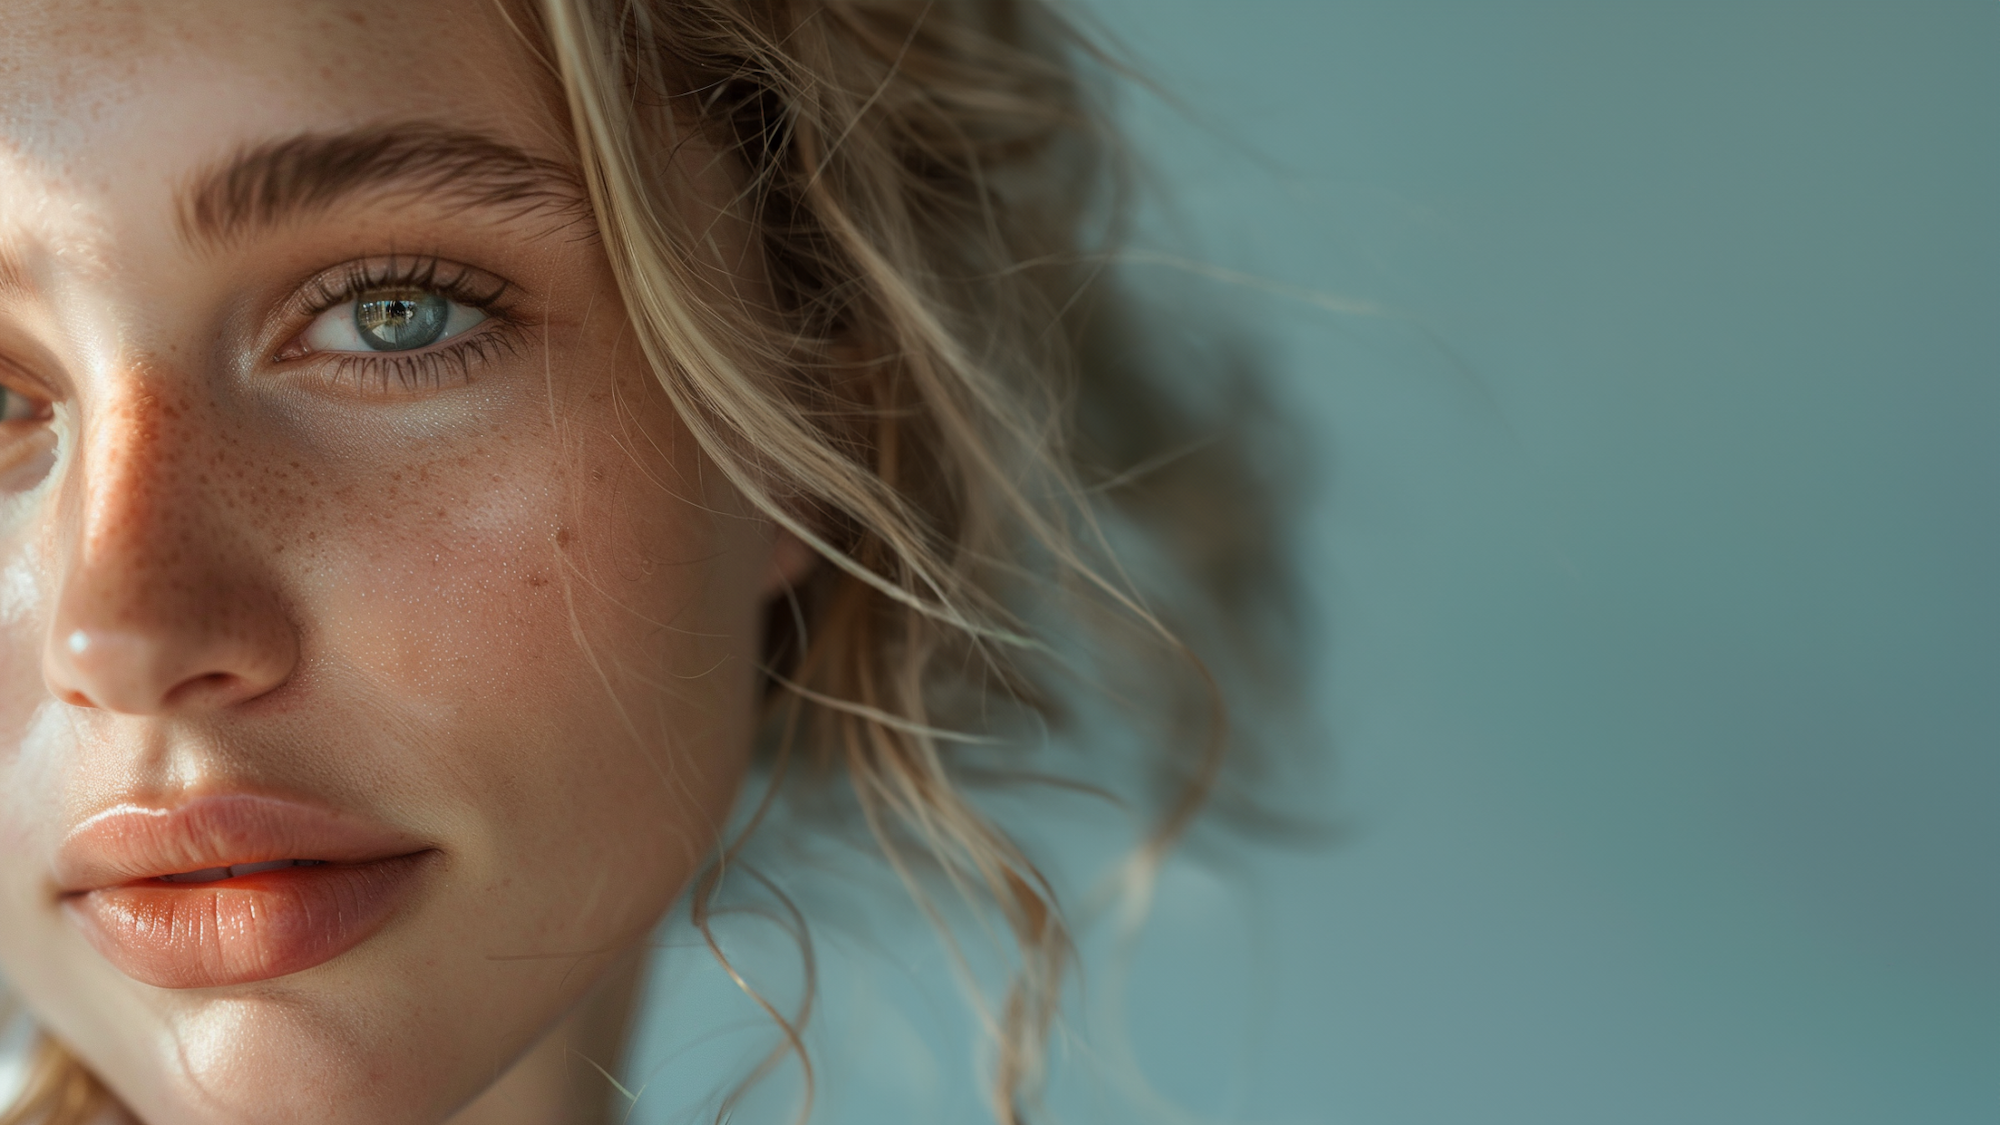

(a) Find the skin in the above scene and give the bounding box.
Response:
[0,1,809,1122]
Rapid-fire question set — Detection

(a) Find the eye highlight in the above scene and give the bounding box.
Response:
[277,256,520,395]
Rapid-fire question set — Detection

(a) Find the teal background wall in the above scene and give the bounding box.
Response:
[628,4,1997,1123]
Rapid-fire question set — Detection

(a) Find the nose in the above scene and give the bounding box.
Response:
[42,383,298,714]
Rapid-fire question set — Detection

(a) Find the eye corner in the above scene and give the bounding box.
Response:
[272,330,313,365]
[0,358,60,421]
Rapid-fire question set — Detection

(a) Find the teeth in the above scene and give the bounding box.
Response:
[156,860,326,883]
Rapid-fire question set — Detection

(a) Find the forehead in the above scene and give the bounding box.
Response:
[0,0,562,215]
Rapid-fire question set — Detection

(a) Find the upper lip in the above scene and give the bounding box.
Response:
[54,793,431,895]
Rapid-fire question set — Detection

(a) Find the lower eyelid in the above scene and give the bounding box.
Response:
[302,326,520,396]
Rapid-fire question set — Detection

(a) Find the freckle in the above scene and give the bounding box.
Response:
[554,527,572,548]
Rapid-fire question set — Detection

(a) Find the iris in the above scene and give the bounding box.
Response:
[354,292,449,351]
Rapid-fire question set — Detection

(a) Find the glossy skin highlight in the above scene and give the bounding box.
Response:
[0,2,802,1122]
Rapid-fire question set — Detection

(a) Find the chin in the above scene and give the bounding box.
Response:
[148,993,489,1125]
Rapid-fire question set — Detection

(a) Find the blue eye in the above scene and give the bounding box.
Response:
[301,288,487,355]
[354,292,450,351]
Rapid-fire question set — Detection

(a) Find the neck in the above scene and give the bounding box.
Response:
[446,954,644,1125]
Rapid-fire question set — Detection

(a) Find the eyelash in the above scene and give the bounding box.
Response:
[290,256,522,394]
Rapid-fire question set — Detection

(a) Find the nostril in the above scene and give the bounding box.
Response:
[50,632,246,712]
[162,672,246,710]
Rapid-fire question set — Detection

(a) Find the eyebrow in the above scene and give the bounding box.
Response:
[177,123,589,250]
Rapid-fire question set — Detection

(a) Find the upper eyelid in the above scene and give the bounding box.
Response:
[287,256,516,321]
[0,374,55,406]
[0,347,63,402]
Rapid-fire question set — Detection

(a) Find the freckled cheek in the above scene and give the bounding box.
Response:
[297,453,580,705]
[283,441,751,917]
[288,436,730,711]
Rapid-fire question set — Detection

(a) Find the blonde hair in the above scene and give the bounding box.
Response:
[6,2,1217,1122]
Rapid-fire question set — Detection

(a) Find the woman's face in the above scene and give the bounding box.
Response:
[0,2,788,1122]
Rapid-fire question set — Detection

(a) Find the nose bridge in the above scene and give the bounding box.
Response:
[45,364,299,713]
[74,375,199,613]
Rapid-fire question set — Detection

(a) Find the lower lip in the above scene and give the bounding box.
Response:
[64,853,434,989]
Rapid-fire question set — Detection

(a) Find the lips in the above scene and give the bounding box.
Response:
[56,794,436,989]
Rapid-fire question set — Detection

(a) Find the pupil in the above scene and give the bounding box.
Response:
[354,291,448,351]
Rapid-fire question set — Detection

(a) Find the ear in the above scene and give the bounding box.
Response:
[760,525,820,599]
